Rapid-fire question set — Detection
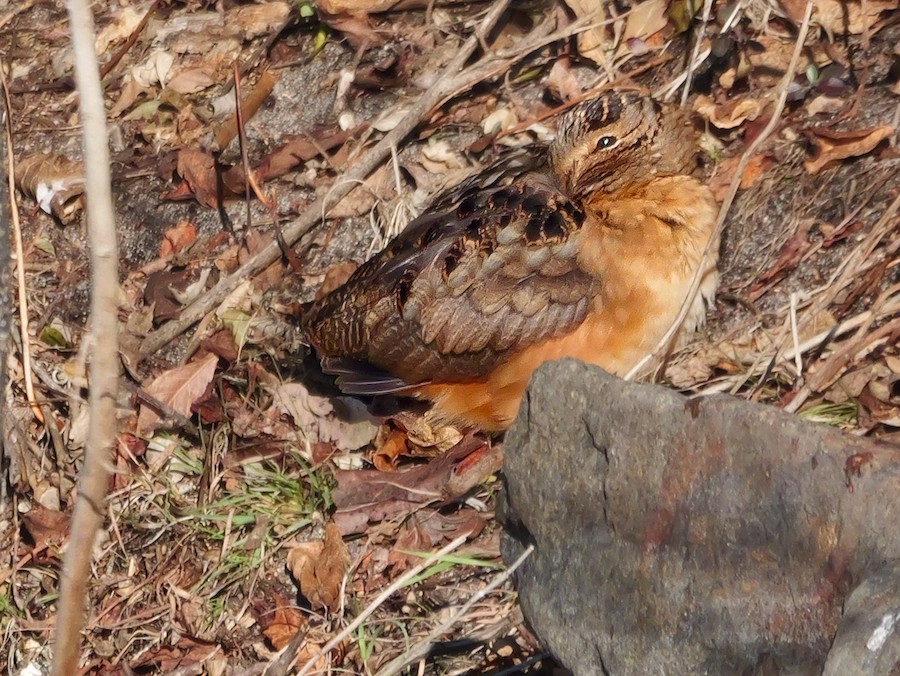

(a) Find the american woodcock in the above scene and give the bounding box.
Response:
[302,89,719,432]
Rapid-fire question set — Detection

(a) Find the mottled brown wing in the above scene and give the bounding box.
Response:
[302,173,599,394]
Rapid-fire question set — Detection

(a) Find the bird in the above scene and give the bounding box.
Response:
[301,89,719,432]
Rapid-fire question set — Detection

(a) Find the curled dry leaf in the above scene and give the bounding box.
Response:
[372,424,409,471]
[22,505,71,550]
[136,352,218,436]
[804,124,894,174]
[271,381,378,452]
[693,95,767,129]
[15,154,85,225]
[286,523,349,612]
[546,57,584,103]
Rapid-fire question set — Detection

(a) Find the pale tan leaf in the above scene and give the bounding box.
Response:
[563,0,609,67]
[137,353,218,435]
[693,95,767,129]
[617,0,668,56]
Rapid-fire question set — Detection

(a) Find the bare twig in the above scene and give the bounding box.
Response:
[52,0,120,673]
[0,70,10,500]
[625,0,816,382]
[375,544,534,676]
[1,67,43,424]
[138,0,510,358]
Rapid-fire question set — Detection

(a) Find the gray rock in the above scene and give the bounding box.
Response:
[499,359,900,676]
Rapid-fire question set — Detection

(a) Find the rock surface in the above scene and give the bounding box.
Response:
[499,359,900,676]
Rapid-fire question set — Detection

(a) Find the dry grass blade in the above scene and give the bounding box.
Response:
[278,533,472,676]
[374,544,535,676]
[1,66,42,424]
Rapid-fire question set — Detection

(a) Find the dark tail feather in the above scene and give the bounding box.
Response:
[322,357,424,396]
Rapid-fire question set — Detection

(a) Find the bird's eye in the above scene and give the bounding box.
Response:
[597,136,617,149]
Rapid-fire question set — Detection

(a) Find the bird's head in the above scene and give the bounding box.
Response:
[549,89,698,197]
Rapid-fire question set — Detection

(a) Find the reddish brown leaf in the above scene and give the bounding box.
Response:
[709,153,775,202]
[158,219,197,258]
[255,125,361,181]
[137,353,218,436]
[314,261,360,301]
[199,329,239,362]
[387,522,430,573]
[804,124,894,174]
[144,268,197,323]
[21,506,70,550]
[372,425,410,471]
[261,594,307,650]
[331,436,489,535]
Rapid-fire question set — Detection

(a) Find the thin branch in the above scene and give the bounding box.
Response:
[52,0,120,673]
[0,69,10,500]
[625,0,816,382]
[1,68,43,424]
[138,0,511,358]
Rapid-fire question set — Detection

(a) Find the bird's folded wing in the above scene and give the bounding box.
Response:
[303,177,601,394]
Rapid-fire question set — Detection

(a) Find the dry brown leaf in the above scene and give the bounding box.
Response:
[94,5,146,53]
[255,126,358,182]
[166,66,216,94]
[387,521,431,573]
[564,0,609,67]
[159,220,198,258]
[332,436,489,535]
[372,425,410,471]
[804,124,894,174]
[286,523,349,612]
[136,352,218,436]
[314,262,359,301]
[749,219,815,299]
[261,594,307,649]
[693,95,767,129]
[328,163,394,218]
[14,154,85,225]
[709,153,774,201]
[232,1,291,37]
[166,148,223,208]
[22,506,71,550]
